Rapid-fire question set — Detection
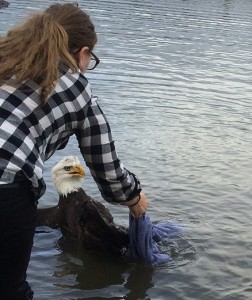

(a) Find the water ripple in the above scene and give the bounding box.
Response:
[1,0,252,299]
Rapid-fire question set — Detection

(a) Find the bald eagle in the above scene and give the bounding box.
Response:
[37,156,129,255]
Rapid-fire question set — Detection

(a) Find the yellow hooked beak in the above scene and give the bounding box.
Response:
[69,165,85,178]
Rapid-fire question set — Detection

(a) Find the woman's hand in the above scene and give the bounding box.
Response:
[121,192,148,218]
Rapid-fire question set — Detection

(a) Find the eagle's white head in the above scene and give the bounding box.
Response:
[52,156,85,197]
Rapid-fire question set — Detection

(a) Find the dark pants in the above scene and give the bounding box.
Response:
[0,182,37,300]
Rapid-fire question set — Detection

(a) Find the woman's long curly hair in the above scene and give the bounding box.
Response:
[0,3,97,105]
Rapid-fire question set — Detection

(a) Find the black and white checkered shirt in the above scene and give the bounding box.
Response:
[0,70,141,202]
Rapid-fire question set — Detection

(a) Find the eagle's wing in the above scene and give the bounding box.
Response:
[37,205,63,229]
[60,189,129,254]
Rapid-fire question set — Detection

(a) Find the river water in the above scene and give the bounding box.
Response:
[1,0,252,299]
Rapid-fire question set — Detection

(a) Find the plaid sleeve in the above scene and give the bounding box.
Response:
[76,97,142,203]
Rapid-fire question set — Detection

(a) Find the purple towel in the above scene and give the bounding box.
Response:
[126,213,182,265]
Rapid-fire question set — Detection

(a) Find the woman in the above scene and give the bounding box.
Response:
[0,3,148,299]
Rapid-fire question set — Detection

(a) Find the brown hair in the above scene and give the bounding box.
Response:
[0,3,97,105]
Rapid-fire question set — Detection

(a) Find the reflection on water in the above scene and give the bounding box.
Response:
[32,230,155,299]
[1,0,252,299]
[33,223,199,299]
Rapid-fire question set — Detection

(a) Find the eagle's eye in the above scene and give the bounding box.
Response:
[64,166,71,171]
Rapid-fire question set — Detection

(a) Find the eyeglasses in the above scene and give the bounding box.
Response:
[73,48,100,71]
[88,51,100,70]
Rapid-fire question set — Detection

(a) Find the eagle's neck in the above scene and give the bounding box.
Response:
[53,177,82,197]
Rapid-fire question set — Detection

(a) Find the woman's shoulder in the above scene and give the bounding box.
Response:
[51,70,93,106]
[57,69,90,92]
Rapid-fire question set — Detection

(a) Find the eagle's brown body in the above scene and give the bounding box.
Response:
[37,188,129,255]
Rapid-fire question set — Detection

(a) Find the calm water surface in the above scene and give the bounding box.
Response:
[1,0,252,299]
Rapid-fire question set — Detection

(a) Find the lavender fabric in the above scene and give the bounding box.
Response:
[126,213,182,265]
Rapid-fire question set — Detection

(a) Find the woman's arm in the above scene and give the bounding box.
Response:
[75,96,148,216]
